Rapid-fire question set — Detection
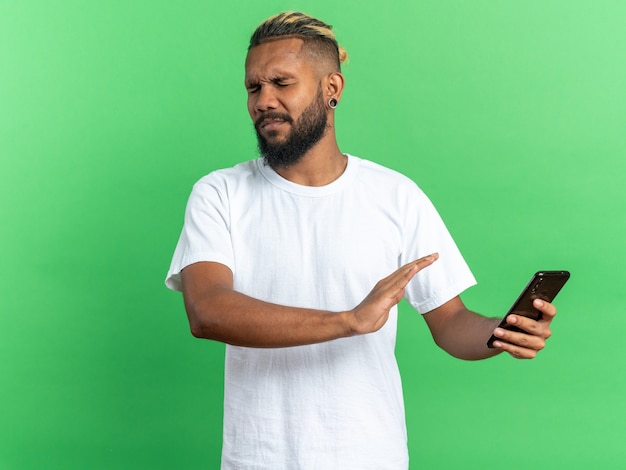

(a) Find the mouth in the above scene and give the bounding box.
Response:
[259,118,286,130]
[255,113,293,132]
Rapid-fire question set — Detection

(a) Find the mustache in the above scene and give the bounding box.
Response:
[254,112,294,129]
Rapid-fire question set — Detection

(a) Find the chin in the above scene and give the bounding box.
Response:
[264,131,283,140]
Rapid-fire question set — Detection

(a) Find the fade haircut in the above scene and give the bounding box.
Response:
[249,12,348,71]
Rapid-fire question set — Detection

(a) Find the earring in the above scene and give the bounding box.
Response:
[328,97,338,109]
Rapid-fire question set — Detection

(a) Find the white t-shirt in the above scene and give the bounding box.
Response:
[166,155,476,469]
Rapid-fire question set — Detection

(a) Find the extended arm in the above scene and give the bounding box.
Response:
[423,296,556,360]
[181,254,439,348]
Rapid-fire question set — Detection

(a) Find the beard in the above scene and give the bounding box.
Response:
[254,86,328,169]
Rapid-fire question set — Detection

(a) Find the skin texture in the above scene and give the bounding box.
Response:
[244,38,346,186]
[181,37,557,360]
[253,83,328,168]
[182,255,439,348]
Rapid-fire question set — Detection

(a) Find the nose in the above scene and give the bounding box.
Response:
[252,86,279,114]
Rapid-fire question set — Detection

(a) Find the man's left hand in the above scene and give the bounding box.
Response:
[491,299,557,359]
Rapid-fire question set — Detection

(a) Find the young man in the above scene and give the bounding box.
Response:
[166,12,556,469]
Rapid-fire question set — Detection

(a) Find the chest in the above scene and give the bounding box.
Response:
[228,188,404,308]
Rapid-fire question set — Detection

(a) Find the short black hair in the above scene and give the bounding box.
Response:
[249,12,348,71]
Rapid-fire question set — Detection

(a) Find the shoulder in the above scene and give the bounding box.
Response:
[190,158,264,198]
[180,159,264,213]
[195,159,261,188]
[349,155,426,199]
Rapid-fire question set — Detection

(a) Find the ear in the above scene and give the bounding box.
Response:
[323,71,345,104]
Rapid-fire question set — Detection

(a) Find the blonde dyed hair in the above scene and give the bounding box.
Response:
[249,12,348,70]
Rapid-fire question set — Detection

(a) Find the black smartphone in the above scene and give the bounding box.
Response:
[487,271,570,348]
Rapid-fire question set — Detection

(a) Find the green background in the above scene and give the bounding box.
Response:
[1,0,624,468]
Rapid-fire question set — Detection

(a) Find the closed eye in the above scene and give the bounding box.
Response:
[272,76,295,87]
[245,77,295,93]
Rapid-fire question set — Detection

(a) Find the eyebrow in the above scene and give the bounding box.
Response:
[245,75,295,88]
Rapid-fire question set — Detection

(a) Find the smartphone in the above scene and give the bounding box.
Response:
[487,271,570,348]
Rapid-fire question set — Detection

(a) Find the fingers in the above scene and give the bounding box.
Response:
[382,253,439,294]
[398,253,439,279]
[350,253,439,335]
[491,300,558,359]
[413,252,439,270]
[533,298,557,322]
[491,327,546,359]
[492,340,541,359]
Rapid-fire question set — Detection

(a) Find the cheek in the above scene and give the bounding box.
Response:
[285,97,310,119]
[246,97,255,118]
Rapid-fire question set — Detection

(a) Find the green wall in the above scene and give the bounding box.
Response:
[1,1,624,468]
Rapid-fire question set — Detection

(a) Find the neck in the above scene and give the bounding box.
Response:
[272,136,346,187]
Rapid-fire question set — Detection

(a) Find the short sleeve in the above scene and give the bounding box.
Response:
[400,186,476,313]
[164,176,235,291]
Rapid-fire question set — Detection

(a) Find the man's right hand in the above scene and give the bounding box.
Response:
[181,254,438,347]
[347,253,439,335]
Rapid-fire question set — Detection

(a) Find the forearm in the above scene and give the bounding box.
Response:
[181,256,436,348]
[185,287,353,348]
[423,298,502,360]
[436,310,501,360]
